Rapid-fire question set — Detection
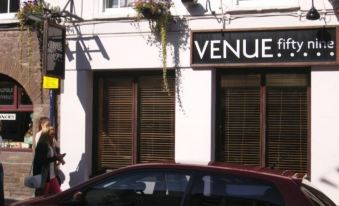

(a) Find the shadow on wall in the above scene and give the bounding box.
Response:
[65,24,110,67]
[68,153,87,187]
[65,24,109,109]
[319,166,339,189]
[314,165,339,204]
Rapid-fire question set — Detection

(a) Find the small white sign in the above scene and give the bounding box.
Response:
[0,113,16,120]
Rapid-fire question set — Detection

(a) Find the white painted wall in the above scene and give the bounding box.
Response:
[311,68,339,205]
[175,68,215,165]
[54,0,339,204]
[59,69,93,189]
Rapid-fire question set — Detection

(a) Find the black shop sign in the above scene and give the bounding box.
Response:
[43,21,66,79]
[191,27,337,66]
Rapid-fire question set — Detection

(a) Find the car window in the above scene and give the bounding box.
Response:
[301,183,336,206]
[186,173,284,206]
[81,170,191,206]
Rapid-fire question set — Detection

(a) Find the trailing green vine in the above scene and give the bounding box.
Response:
[16,0,44,72]
[133,0,173,92]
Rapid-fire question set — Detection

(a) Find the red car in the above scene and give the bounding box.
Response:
[12,162,335,206]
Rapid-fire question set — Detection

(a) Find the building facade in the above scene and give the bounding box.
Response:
[2,0,339,203]
[0,26,50,199]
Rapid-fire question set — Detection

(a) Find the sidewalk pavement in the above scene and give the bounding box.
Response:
[4,198,17,206]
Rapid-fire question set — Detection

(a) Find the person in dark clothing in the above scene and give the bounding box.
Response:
[33,128,65,196]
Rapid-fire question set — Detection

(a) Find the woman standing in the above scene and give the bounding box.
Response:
[33,128,65,196]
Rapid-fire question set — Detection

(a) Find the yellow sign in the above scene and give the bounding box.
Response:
[43,76,59,89]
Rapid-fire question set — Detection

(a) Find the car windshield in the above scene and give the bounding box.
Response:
[300,180,336,206]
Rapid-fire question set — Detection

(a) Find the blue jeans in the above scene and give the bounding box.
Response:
[0,163,4,206]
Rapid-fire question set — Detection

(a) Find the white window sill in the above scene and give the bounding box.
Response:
[0,13,16,19]
[0,13,18,24]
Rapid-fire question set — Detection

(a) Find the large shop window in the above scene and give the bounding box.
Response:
[95,72,175,172]
[217,70,309,174]
[0,74,33,149]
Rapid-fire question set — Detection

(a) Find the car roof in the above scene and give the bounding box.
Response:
[15,161,307,206]
[107,161,306,183]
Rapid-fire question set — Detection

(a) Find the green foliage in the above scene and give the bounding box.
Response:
[16,0,44,29]
[134,0,173,92]
[16,0,45,72]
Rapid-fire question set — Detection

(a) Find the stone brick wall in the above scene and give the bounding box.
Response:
[0,27,51,201]
[0,28,51,133]
[1,151,34,200]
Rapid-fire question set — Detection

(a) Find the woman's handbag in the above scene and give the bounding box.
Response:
[24,174,42,188]
[57,168,65,185]
[24,164,42,188]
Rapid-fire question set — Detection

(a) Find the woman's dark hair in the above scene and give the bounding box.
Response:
[38,130,53,146]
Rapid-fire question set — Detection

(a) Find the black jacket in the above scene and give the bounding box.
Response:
[32,141,59,187]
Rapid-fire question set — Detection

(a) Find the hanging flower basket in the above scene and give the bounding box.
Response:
[134,0,171,21]
[16,0,44,28]
[133,0,173,92]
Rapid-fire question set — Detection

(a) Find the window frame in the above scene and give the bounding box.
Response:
[93,71,176,174]
[216,69,310,174]
[94,0,135,18]
[0,79,33,112]
[0,0,20,20]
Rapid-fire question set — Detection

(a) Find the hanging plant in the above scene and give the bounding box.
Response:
[16,0,45,72]
[16,0,44,28]
[134,0,173,92]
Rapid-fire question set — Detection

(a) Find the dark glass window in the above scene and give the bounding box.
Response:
[19,87,32,105]
[187,173,284,206]
[0,112,32,142]
[9,0,19,12]
[80,170,190,206]
[0,74,32,109]
[0,0,8,13]
[0,82,14,105]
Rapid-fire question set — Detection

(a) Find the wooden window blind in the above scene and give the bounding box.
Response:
[266,74,308,173]
[96,73,175,171]
[98,78,134,170]
[220,75,261,166]
[138,76,175,163]
[219,72,309,174]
